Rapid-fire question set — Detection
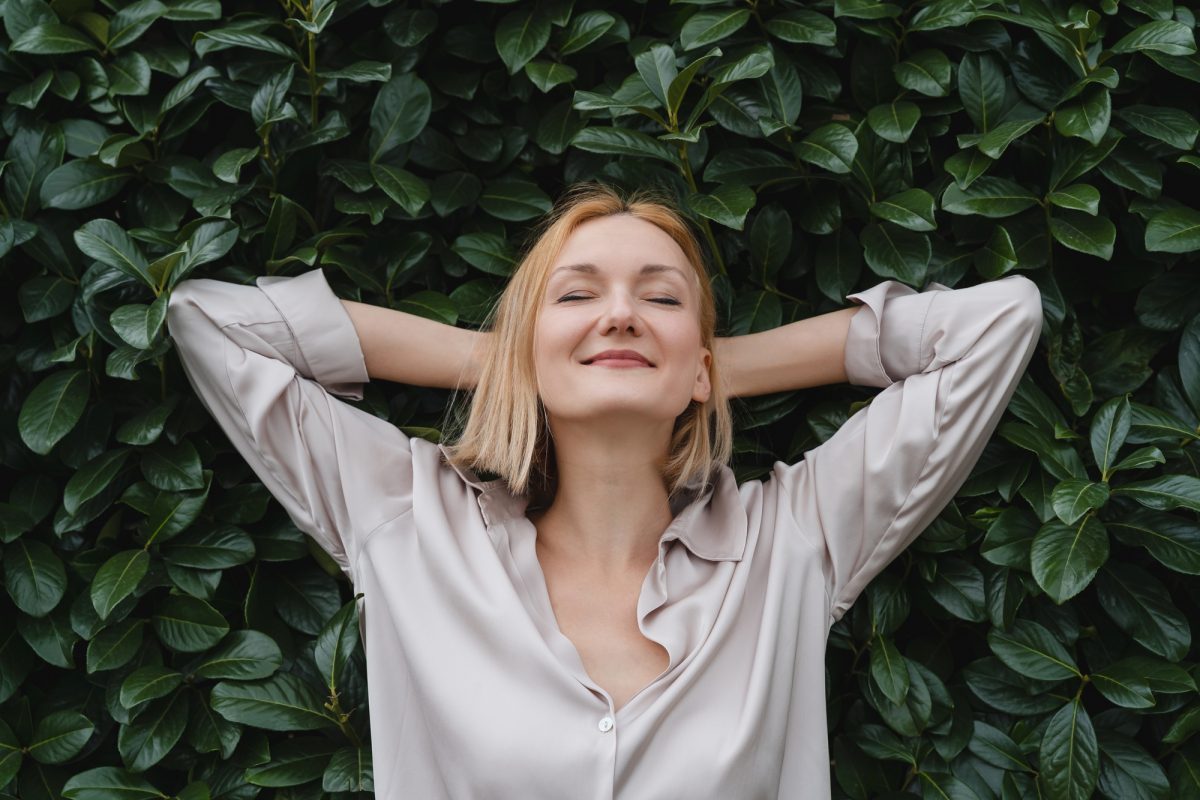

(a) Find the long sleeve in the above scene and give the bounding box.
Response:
[165,267,415,582]
[771,273,1044,626]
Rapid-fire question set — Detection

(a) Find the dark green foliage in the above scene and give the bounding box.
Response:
[1,0,1199,796]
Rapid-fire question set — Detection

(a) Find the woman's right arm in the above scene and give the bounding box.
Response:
[339,299,489,391]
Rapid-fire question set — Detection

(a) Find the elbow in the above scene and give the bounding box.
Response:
[1004,274,1044,335]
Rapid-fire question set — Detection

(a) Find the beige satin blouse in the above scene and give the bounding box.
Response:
[165,266,1043,799]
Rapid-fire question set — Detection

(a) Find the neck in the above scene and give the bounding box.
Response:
[530,416,676,579]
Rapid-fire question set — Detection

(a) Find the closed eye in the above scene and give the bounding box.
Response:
[557,294,681,305]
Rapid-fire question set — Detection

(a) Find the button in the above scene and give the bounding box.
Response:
[598,716,614,732]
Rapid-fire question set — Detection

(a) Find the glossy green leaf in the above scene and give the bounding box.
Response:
[987,618,1080,681]
[210,672,335,731]
[893,49,952,96]
[18,369,89,456]
[869,188,936,231]
[91,549,149,620]
[152,595,229,652]
[1039,698,1099,800]
[795,123,858,174]
[942,177,1039,218]
[1031,517,1110,603]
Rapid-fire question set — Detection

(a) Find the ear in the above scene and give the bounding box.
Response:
[692,346,712,404]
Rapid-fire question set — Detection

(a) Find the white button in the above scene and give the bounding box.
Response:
[598,716,614,732]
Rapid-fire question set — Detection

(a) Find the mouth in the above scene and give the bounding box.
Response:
[582,350,655,367]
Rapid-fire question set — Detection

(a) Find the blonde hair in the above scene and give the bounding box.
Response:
[441,181,733,507]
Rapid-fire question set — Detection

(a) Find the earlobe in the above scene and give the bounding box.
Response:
[693,347,713,403]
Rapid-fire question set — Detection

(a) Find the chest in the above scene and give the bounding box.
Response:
[540,567,670,712]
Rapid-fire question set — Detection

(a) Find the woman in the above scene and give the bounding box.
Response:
[166,182,1044,799]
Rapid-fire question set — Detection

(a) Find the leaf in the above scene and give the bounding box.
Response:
[867,101,921,143]
[688,184,756,230]
[40,160,130,209]
[192,629,282,680]
[1116,105,1200,150]
[893,49,952,96]
[1144,208,1200,253]
[969,720,1031,771]
[869,188,936,231]
[1095,562,1191,661]
[559,10,615,56]
[119,665,184,708]
[324,746,374,792]
[1050,479,1110,525]
[976,116,1043,159]
[860,222,930,284]
[1031,517,1110,603]
[18,369,89,455]
[634,42,675,108]
[959,52,1006,132]
[680,9,751,51]
[495,5,551,74]
[1048,184,1100,215]
[987,618,1080,681]
[477,178,555,221]
[869,635,909,704]
[3,539,67,617]
[246,738,338,787]
[91,549,149,620]
[764,10,836,46]
[110,296,169,350]
[368,72,431,163]
[86,619,144,673]
[570,126,678,164]
[152,595,229,652]
[73,219,153,288]
[160,524,255,569]
[210,672,335,731]
[1038,698,1099,800]
[795,123,858,173]
[315,598,360,692]
[1054,85,1111,145]
[371,162,429,217]
[117,692,188,771]
[941,177,1039,218]
[64,449,131,516]
[524,60,578,93]
[10,23,99,54]
[1110,20,1197,56]
[1113,475,1200,512]
[1049,212,1116,260]
[28,710,94,764]
[1090,394,1131,475]
[1091,665,1156,709]
[974,225,1018,278]
[750,205,793,278]
[62,766,162,800]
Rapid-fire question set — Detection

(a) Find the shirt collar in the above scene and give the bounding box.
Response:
[437,444,747,562]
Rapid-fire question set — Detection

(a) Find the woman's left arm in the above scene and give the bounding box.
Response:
[714,304,863,398]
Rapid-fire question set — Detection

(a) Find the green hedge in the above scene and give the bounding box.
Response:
[3,0,1200,797]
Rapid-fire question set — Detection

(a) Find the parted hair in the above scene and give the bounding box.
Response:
[441,181,733,507]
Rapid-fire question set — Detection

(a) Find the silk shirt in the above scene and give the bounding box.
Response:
[166,267,1043,799]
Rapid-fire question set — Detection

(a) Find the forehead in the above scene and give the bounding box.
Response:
[548,215,696,288]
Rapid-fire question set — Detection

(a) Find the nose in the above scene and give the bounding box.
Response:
[597,290,642,336]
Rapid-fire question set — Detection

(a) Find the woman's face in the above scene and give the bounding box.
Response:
[532,214,712,428]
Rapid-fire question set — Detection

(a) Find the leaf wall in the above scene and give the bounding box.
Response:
[1,0,1199,797]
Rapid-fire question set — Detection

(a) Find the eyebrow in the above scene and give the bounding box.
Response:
[549,263,690,282]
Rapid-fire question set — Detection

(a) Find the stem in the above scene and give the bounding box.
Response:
[307,28,318,127]
[676,143,728,277]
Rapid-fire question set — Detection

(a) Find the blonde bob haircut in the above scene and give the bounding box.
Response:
[441,181,733,507]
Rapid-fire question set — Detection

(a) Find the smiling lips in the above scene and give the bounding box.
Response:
[583,349,654,367]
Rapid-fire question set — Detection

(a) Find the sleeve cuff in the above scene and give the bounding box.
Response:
[255,268,370,400]
[844,280,950,388]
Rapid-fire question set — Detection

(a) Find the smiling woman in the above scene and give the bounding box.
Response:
[166,180,1043,799]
